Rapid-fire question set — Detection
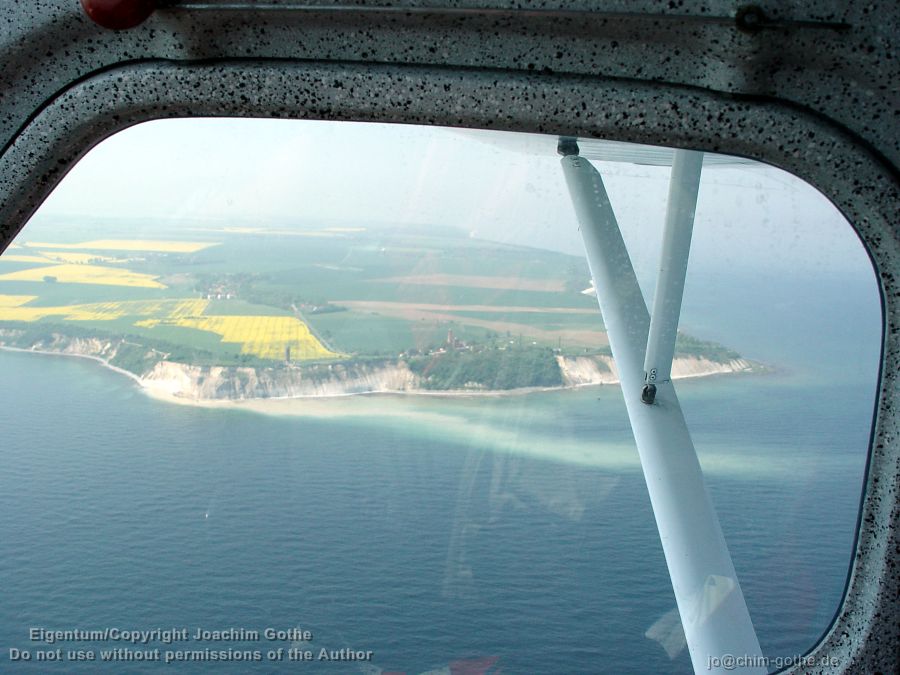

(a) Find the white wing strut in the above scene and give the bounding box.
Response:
[560,146,765,675]
[643,150,703,398]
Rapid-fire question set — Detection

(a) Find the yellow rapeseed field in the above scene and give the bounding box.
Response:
[0,263,166,288]
[26,239,219,253]
[61,299,209,321]
[156,315,339,360]
[0,294,37,307]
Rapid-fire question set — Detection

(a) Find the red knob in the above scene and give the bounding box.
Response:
[80,0,157,30]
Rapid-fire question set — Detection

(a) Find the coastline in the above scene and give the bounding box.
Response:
[0,344,758,416]
[0,344,146,385]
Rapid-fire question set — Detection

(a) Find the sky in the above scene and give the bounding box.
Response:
[30,117,874,284]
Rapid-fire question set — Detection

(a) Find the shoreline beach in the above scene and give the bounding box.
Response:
[0,344,758,417]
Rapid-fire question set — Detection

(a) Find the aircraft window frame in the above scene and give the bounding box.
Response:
[0,60,896,674]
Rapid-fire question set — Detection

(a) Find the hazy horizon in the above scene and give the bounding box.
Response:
[25,118,873,287]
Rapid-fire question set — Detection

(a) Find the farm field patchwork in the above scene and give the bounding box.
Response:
[0,292,335,363]
[0,226,741,383]
[374,274,567,292]
[329,300,607,348]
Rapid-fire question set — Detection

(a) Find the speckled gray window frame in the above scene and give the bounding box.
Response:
[0,51,897,675]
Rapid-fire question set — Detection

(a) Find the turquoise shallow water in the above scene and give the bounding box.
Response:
[0,269,882,673]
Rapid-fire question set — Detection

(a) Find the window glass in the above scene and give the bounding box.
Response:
[0,120,879,673]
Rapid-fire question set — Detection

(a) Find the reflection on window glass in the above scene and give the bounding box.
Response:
[0,120,880,673]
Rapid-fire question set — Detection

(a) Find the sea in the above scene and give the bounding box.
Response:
[0,269,882,674]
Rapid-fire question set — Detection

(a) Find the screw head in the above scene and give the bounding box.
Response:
[735,5,766,33]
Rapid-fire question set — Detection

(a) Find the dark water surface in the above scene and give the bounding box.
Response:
[0,271,881,673]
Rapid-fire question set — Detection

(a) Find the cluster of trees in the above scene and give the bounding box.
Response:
[674,332,740,363]
[408,345,563,390]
